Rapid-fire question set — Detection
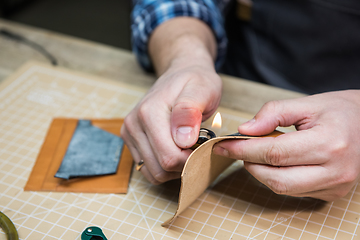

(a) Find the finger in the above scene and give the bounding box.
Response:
[132,131,181,183]
[238,98,317,136]
[126,133,181,184]
[139,100,192,172]
[133,87,191,172]
[121,114,182,183]
[121,124,159,183]
[135,162,181,185]
[120,124,143,168]
[171,81,220,149]
[291,184,355,201]
[135,162,161,185]
[213,128,333,166]
[132,123,182,183]
[243,162,334,196]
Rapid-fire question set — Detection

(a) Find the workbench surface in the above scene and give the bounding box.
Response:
[1,19,358,240]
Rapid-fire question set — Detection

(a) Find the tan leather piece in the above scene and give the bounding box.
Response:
[24,118,133,193]
[163,131,283,226]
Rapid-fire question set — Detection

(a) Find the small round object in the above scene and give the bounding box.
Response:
[87,228,92,232]
[136,160,145,171]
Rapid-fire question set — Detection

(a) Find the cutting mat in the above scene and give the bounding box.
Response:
[0,62,359,240]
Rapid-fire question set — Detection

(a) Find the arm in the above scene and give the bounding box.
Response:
[131,0,227,72]
[148,17,220,149]
[122,1,227,184]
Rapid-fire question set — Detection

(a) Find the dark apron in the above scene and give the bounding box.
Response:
[221,0,360,94]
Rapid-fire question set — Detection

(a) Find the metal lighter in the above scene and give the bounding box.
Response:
[190,128,217,150]
[190,128,252,150]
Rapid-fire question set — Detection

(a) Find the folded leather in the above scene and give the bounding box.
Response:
[24,118,133,193]
[163,130,283,226]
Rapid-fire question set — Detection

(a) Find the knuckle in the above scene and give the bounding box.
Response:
[264,144,288,166]
[262,100,280,112]
[267,178,289,195]
[123,114,130,126]
[153,171,170,184]
[329,139,349,157]
[123,115,133,130]
[338,170,358,185]
[122,116,135,139]
[333,188,351,200]
[173,101,195,111]
[137,102,151,122]
[326,171,358,200]
[123,113,138,131]
[149,177,162,185]
[261,100,287,123]
[159,154,179,172]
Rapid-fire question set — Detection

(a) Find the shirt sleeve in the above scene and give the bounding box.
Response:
[131,0,228,71]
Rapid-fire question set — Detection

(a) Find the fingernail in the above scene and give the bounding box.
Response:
[175,126,194,147]
[213,146,229,157]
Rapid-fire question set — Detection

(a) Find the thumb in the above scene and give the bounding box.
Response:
[239,100,307,136]
[171,85,220,149]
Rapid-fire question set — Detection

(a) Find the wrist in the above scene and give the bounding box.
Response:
[167,38,216,73]
[149,17,216,75]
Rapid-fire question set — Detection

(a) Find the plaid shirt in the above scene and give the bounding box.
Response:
[131,0,230,71]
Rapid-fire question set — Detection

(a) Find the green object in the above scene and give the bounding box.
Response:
[81,226,107,240]
[0,211,19,240]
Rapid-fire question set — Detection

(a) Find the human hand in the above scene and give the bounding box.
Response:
[121,63,222,184]
[213,90,360,201]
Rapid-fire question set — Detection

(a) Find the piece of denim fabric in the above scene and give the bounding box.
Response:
[55,120,124,180]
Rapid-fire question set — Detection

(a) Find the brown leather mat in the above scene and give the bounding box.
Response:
[24,118,133,193]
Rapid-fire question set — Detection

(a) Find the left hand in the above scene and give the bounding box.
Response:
[213,90,360,201]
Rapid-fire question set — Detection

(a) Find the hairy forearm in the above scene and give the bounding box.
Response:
[148,17,217,76]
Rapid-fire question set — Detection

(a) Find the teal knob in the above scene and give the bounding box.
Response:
[81,226,107,240]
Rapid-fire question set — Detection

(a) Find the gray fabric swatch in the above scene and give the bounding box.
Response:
[55,120,123,180]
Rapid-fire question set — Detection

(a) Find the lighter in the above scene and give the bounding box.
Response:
[190,128,217,150]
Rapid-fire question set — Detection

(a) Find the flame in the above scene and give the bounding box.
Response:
[211,112,222,129]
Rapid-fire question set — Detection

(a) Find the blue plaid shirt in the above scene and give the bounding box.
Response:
[131,0,230,71]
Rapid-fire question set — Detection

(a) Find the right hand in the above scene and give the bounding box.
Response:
[121,62,222,184]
